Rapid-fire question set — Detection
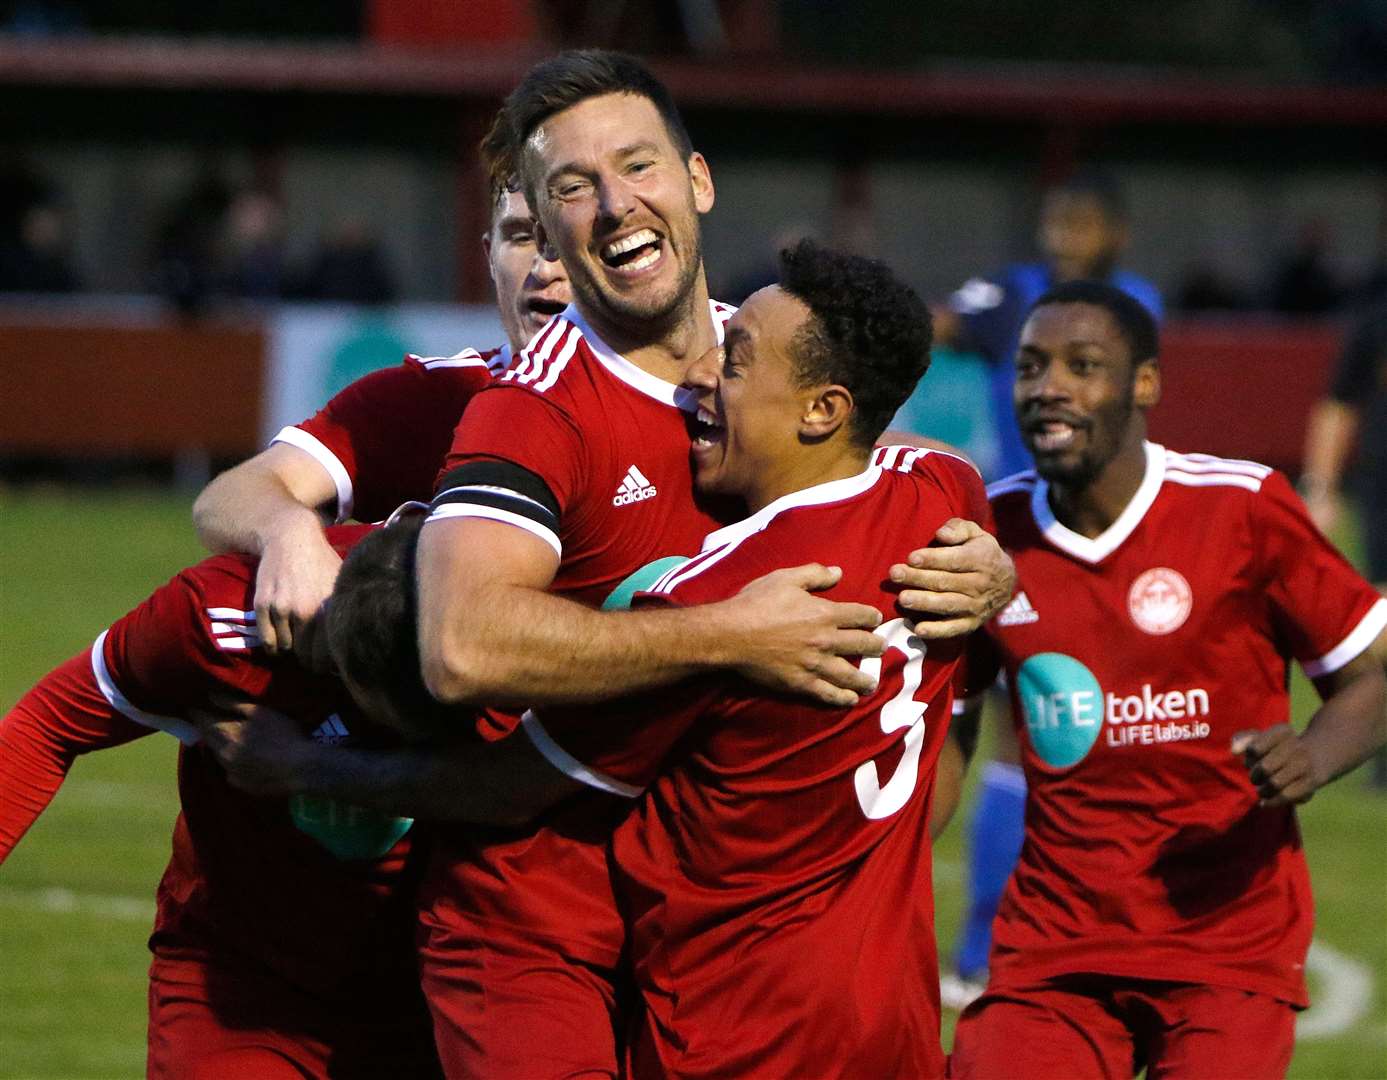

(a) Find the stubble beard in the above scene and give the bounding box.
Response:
[581,240,702,342]
[1032,392,1135,493]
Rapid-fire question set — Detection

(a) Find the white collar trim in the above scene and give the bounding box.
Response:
[560,300,727,412]
[1031,441,1166,564]
[701,465,884,552]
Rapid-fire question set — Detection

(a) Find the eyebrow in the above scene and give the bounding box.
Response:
[545,140,665,183]
[1019,339,1111,354]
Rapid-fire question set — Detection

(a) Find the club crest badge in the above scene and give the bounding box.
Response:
[1127,568,1192,635]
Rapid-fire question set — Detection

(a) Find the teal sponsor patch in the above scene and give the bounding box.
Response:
[1015,652,1104,768]
[289,795,413,861]
[601,555,690,611]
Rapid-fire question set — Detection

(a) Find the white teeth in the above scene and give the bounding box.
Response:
[602,229,659,259]
[697,406,721,427]
[624,248,661,271]
[1032,423,1076,452]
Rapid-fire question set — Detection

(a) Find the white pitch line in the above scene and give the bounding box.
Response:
[0,885,1373,1042]
[1299,939,1375,1041]
[0,885,154,923]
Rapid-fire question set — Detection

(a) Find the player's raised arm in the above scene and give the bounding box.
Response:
[416,515,883,709]
[193,441,343,656]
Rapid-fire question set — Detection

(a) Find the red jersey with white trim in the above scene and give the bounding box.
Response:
[10,526,425,1003]
[976,442,1387,1007]
[273,348,500,523]
[526,447,990,1079]
[420,302,736,968]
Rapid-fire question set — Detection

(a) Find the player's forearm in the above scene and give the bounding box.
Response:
[193,458,331,556]
[0,713,74,859]
[286,740,567,827]
[1300,400,1359,495]
[0,659,146,859]
[421,579,736,707]
[930,738,965,840]
[1303,648,1387,789]
[929,702,982,839]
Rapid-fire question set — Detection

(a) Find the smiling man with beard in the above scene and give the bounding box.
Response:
[410,50,1015,1077]
[948,280,1387,1080]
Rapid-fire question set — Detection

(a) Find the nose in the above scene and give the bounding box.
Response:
[529,244,565,285]
[684,346,722,392]
[595,173,635,226]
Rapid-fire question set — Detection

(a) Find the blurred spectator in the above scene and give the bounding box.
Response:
[0,200,80,293]
[1313,0,1387,83]
[0,161,80,293]
[219,188,287,300]
[721,223,818,305]
[3,0,85,35]
[1301,299,1387,788]
[150,166,232,314]
[294,216,397,304]
[1175,259,1251,312]
[1267,217,1343,314]
[931,169,1162,481]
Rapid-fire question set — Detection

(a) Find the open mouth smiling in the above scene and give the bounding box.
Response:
[600,228,663,273]
[1025,414,1088,453]
[691,405,723,448]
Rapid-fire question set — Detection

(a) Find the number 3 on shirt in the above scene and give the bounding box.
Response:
[854,618,928,820]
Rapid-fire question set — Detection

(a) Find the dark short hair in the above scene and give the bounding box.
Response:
[504,49,693,196]
[1029,279,1160,366]
[1049,169,1128,222]
[479,107,521,216]
[326,516,453,739]
[777,239,933,448]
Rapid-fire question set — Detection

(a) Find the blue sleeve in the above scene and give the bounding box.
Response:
[950,265,1046,364]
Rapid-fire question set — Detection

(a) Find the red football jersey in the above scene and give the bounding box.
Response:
[524,447,990,1079]
[420,302,736,968]
[273,348,499,524]
[46,526,423,1002]
[975,443,1387,1007]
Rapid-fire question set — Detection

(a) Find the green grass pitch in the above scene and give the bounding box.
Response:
[1,487,1384,1077]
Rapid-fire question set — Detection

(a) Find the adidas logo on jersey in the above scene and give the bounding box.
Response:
[997,591,1040,626]
[310,714,351,746]
[613,465,658,507]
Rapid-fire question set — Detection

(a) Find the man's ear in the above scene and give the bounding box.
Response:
[801,385,854,440]
[687,152,715,214]
[1134,359,1161,409]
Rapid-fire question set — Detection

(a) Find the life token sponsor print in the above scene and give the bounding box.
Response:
[1016,652,1213,768]
[1127,567,1192,635]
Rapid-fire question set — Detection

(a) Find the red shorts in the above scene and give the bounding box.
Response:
[950,974,1295,1080]
[147,953,441,1080]
[417,916,623,1080]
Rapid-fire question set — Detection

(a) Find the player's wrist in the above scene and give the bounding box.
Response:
[676,600,746,674]
[260,506,331,558]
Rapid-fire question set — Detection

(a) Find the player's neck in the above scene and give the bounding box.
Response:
[1048,432,1147,538]
[745,444,867,515]
[585,272,717,385]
